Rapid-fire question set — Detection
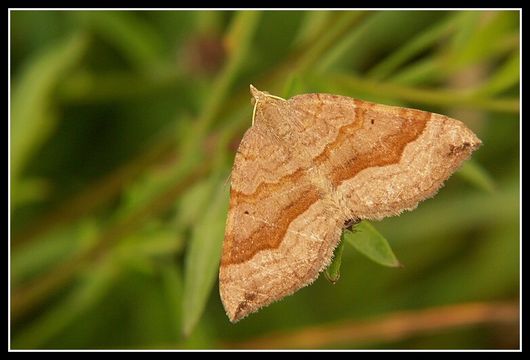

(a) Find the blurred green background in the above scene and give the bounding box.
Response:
[10,10,520,349]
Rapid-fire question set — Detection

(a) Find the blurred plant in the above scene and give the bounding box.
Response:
[10,10,519,349]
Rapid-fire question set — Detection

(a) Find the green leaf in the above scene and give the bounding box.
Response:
[181,177,230,337]
[177,178,216,228]
[344,221,401,268]
[10,33,87,181]
[161,263,184,342]
[457,160,496,193]
[324,240,345,284]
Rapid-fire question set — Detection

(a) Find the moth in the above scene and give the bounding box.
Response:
[219,85,481,322]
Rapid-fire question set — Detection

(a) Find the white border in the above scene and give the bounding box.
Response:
[7,7,522,352]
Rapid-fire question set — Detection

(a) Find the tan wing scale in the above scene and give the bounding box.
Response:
[220,86,481,322]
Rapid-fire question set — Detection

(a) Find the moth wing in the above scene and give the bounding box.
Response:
[328,102,482,220]
[220,125,343,322]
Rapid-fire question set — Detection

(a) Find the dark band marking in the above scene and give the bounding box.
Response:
[327,100,430,187]
[222,186,321,265]
[222,99,430,266]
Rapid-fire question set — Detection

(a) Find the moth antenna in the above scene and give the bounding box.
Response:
[250,84,286,126]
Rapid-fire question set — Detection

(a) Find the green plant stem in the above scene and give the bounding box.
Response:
[58,69,184,103]
[324,72,519,113]
[11,127,176,248]
[270,12,369,84]
[11,260,118,349]
[180,11,261,157]
[13,11,357,250]
[223,301,519,349]
[297,11,368,74]
[10,162,209,321]
[368,17,456,80]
